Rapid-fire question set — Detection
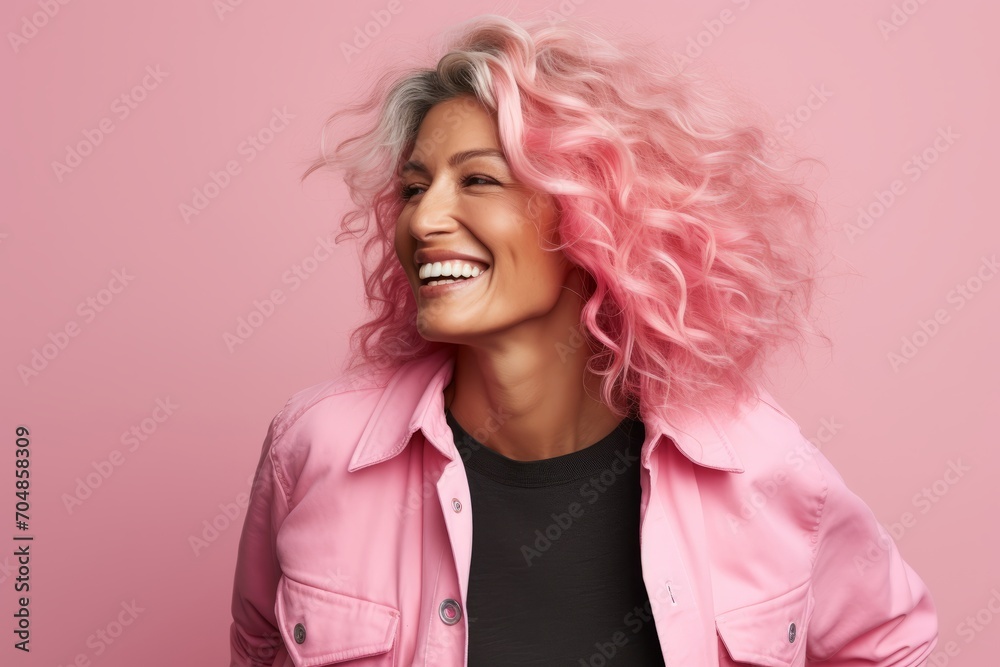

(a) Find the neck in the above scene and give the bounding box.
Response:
[443,272,626,461]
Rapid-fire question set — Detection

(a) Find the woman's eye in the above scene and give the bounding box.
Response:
[399,175,498,202]
[464,175,497,186]
[400,184,423,201]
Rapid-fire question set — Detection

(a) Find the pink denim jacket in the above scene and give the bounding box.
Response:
[230,347,939,666]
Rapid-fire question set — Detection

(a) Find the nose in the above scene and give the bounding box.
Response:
[406,180,459,241]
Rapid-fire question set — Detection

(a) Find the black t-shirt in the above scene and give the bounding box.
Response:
[446,407,667,667]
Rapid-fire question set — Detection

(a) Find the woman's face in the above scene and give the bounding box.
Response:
[394,94,574,345]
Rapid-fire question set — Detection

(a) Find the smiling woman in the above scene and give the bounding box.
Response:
[229,12,939,667]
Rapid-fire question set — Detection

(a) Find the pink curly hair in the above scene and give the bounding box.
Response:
[301,13,834,423]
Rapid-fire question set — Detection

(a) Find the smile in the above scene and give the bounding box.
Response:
[418,267,490,297]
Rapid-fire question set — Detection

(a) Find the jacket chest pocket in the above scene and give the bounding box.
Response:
[275,575,400,667]
[715,579,814,667]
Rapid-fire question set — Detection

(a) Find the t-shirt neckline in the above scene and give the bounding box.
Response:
[445,407,644,488]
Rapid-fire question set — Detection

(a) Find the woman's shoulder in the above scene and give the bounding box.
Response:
[265,362,398,465]
[262,351,454,481]
[708,383,884,549]
[713,385,835,507]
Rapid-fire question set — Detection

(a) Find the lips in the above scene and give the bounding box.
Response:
[412,250,492,295]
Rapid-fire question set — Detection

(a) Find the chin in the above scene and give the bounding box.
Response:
[417,325,466,342]
[415,318,486,345]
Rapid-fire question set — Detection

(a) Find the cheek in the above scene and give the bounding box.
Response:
[510,255,567,299]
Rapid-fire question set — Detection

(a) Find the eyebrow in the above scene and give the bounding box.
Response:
[399,148,508,177]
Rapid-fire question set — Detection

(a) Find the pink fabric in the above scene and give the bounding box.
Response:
[230,348,938,666]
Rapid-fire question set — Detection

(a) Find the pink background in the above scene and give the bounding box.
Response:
[3,0,997,664]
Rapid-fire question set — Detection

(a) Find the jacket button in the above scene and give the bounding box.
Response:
[451,498,463,512]
[788,622,796,643]
[293,622,306,644]
[439,598,462,625]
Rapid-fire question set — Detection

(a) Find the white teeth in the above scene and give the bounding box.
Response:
[423,265,489,287]
[419,260,486,280]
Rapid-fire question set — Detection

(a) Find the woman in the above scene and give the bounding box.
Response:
[230,14,939,667]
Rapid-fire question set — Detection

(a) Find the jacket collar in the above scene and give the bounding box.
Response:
[348,348,746,474]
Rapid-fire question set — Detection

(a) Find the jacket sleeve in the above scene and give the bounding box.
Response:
[806,448,939,665]
[230,409,289,667]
